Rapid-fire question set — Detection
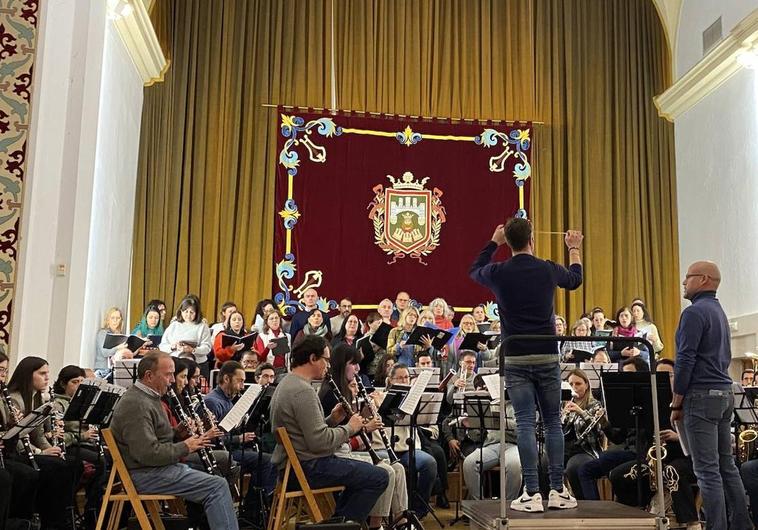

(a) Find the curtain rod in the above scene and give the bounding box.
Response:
[262,103,544,125]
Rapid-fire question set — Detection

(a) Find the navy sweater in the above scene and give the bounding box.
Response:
[673,291,733,396]
[469,241,583,356]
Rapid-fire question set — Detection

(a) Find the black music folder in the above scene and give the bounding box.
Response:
[370,322,393,350]
[406,326,453,350]
[459,332,489,351]
[221,332,258,350]
[270,336,290,356]
[103,333,149,352]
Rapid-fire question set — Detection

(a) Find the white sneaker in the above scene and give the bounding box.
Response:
[548,486,577,509]
[510,488,544,512]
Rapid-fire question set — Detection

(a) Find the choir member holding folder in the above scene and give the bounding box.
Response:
[94,307,131,378]
[159,295,213,378]
[386,307,423,367]
[213,310,254,367]
[254,310,291,372]
[131,304,165,338]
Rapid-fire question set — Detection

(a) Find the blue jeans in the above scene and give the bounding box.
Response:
[740,459,758,526]
[131,463,238,530]
[377,449,438,516]
[232,449,278,494]
[504,361,563,492]
[300,455,389,522]
[577,449,636,500]
[682,389,751,530]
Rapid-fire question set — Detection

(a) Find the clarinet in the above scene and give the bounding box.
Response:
[0,382,39,470]
[47,387,67,459]
[354,377,400,464]
[189,386,229,452]
[166,389,218,475]
[180,389,221,473]
[323,373,382,465]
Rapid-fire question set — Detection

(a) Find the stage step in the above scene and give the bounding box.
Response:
[463,499,660,529]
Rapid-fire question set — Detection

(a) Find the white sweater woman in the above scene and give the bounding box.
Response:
[159,320,213,365]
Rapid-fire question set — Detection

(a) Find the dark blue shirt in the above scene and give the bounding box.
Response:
[469,241,583,356]
[204,386,234,422]
[673,291,733,395]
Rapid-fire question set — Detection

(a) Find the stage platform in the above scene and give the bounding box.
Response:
[462,499,660,529]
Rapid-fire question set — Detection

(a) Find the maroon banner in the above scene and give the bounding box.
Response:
[273,111,532,315]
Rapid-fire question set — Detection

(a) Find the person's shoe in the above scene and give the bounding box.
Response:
[436,492,450,509]
[510,489,544,512]
[547,486,577,509]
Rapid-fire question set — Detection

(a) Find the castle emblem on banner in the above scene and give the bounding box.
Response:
[367,172,446,265]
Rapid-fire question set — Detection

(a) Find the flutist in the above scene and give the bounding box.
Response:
[271,335,389,525]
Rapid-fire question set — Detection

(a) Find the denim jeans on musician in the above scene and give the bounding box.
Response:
[377,449,438,516]
[130,463,239,530]
[682,389,751,530]
[577,448,636,500]
[504,361,563,493]
[232,449,278,494]
[300,455,389,522]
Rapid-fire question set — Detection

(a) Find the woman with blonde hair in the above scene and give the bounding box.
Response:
[447,314,493,371]
[94,306,131,377]
[387,307,425,366]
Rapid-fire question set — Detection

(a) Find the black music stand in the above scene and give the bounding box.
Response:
[601,372,672,506]
[380,388,444,530]
[241,384,275,528]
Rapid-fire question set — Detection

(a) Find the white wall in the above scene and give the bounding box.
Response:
[12,0,144,375]
[675,1,758,356]
[676,0,758,76]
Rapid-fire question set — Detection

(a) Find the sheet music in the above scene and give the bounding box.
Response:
[219,384,262,432]
[399,369,433,415]
[482,373,500,401]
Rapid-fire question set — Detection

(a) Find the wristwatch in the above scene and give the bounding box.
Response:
[669,402,682,411]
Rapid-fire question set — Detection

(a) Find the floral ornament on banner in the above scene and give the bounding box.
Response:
[474,128,531,218]
[0,0,39,346]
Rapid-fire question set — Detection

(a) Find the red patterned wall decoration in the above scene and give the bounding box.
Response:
[0,0,38,351]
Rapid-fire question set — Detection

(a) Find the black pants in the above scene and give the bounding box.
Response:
[4,459,39,522]
[33,453,79,528]
[609,457,699,524]
[419,433,448,494]
[67,445,107,513]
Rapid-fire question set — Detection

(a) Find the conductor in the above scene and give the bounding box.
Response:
[470,217,583,512]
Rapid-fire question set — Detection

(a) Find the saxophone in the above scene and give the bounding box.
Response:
[354,377,400,464]
[0,382,39,470]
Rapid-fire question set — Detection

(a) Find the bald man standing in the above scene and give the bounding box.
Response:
[670,262,751,530]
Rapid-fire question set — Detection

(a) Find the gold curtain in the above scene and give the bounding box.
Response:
[132,0,679,353]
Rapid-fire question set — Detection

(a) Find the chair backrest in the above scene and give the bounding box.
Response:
[101,428,140,496]
[274,426,323,518]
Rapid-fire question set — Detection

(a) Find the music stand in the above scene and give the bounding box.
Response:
[733,383,758,425]
[242,384,275,528]
[2,403,52,440]
[409,367,441,385]
[112,359,140,388]
[463,393,500,504]
[383,387,444,530]
[601,372,672,507]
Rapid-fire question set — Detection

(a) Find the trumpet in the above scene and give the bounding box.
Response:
[456,367,472,393]
[354,377,400,464]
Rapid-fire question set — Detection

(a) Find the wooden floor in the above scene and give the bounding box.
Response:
[460,499,659,529]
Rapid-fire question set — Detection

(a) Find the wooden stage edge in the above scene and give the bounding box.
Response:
[462,499,662,529]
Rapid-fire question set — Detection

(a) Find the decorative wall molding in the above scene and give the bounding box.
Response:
[655,7,758,122]
[652,0,682,77]
[111,0,168,86]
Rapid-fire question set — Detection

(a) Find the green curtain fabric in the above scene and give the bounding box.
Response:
[132,0,679,353]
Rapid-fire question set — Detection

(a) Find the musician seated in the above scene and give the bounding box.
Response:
[270,335,389,524]
[51,365,108,523]
[445,350,478,405]
[741,369,755,387]
[460,376,521,500]
[417,353,434,369]
[109,352,239,530]
[378,363,438,518]
[158,358,238,479]
[622,356,649,372]
[560,369,608,499]
[241,350,260,372]
[203,361,278,518]
[608,358,700,529]
[255,363,277,453]
[318,343,407,528]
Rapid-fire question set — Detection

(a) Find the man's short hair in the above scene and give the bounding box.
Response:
[742,368,755,379]
[504,218,532,251]
[241,350,258,360]
[459,350,478,362]
[290,335,329,368]
[219,360,243,382]
[255,362,275,378]
[137,351,171,379]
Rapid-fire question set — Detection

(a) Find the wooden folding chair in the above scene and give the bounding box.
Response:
[267,427,346,530]
[95,428,182,530]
